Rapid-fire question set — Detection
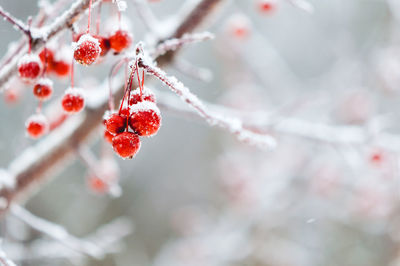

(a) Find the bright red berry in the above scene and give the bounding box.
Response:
[257,0,277,14]
[73,34,101,65]
[129,101,161,137]
[52,46,72,77]
[104,129,115,144]
[112,132,141,159]
[129,86,156,105]
[109,30,132,53]
[25,114,49,139]
[18,54,43,82]
[33,78,53,101]
[104,112,127,134]
[94,35,111,56]
[61,87,85,114]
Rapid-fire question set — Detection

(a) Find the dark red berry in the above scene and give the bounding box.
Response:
[73,34,101,65]
[61,88,85,114]
[33,78,53,101]
[105,113,127,134]
[129,102,161,137]
[25,114,49,139]
[112,132,141,159]
[109,30,132,52]
[129,86,156,105]
[94,35,111,56]
[18,54,43,82]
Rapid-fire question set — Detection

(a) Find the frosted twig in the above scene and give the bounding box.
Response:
[151,32,214,58]
[139,55,277,149]
[173,58,213,82]
[5,217,133,262]
[0,249,16,266]
[0,5,30,36]
[10,204,105,259]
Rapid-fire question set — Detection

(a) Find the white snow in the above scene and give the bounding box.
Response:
[72,34,101,52]
[17,54,42,68]
[130,100,160,115]
[35,77,53,88]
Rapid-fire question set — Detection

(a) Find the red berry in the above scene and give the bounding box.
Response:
[73,34,101,65]
[129,101,161,136]
[52,46,72,77]
[53,60,71,77]
[87,176,109,193]
[104,112,127,134]
[257,0,277,14]
[94,35,111,56]
[104,129,115,144]
[39,48,55,71]
[109,30,132,52]
[18,54,43,82]
[61,87,85,114]
[33,78,53,101]
[129,86,156,105]
[25,114,49,139]
[226,14,251,39]
[4,88,21,104]
[112,132,141,159]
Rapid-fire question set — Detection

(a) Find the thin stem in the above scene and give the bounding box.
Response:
[87,0,93,34]
[96,1,102,35]
[70,58,74,88]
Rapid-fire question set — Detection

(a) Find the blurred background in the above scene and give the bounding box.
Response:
[0,0,399,265]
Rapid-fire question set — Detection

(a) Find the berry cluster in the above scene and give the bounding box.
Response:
[104,86,161,159]
[73,29,132,66]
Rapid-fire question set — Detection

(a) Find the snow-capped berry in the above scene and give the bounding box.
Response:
[33,78,53,101]
[18,54,43,82]
[109,30,132,52]
[25,114,49,139]
[52,46,72,77]
[129,101,161,137]
[104,113,127,134]
[104,129,115,144]
[112,132,141,159]
[257,0,277,14]
[73,34,101,65]
[61,87,85,114]
[129,86,156,105]
[94,35,111,56]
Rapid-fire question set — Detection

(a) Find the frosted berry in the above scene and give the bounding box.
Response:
[109,30,132,52]
[257,0,277,14]
[104,129,115,144]
[33,78,53,101]
[87,176,108,193]
[61,87,85,114]
[52,46,72,77]
[25,114,49,139]
[18,54,43,82]
[73,34,101,65]
[226,14,251,39]
[129,86,156,105]
[104,113,127,134]
[112,132,141,159]
[94,35,111,56]
[129,101,161,136]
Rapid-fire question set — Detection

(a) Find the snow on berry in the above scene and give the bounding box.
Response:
[61,87,85,114]
[25,113,49,139]
[33,78,53,101]
[109,30,132,52]
[129,86,156,105]
[104,112,127,134]
[73,34,101,65]
[18,54,43,82]
[112,131,141,159]
[129,101,161,137]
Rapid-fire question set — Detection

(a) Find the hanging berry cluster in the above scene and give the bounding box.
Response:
[16,0,133,140]
[103,64,161,159]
